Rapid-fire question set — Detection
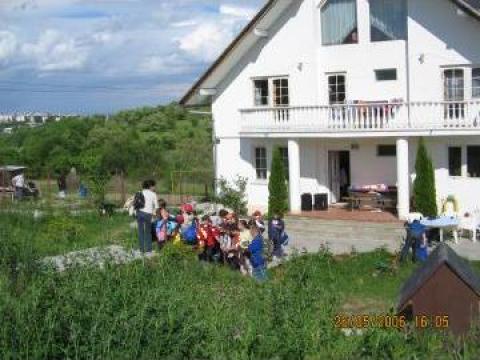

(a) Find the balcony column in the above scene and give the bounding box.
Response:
[288,139,301,213]
[396,138,410,220]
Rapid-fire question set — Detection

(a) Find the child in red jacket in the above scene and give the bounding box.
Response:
[198,215,220,262]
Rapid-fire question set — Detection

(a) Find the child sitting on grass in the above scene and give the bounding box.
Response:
[155,208,176,250]
[247,219,267,281]
[198,215,220,262]
[268,213,288,260]
[238,219,253,275]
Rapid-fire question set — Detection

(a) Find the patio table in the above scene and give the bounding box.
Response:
[420,216,460,244]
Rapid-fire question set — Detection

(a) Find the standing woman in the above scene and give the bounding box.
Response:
[136,179,159,256]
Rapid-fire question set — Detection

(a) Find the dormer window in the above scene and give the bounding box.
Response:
[370,0,407,42]
[321,0,358,46]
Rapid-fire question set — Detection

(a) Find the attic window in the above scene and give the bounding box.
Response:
[321,0,358,45]
[370,0,407,42]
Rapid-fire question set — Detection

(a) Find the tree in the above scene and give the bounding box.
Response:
[216,176,248,215]
[413,138,438,217]
[268,148,289,218]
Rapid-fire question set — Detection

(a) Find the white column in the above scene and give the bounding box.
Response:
[396,138,410,220]
[288,139,301,213]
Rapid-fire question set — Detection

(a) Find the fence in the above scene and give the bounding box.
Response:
[0,168,215,207]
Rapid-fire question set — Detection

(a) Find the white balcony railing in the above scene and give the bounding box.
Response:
[240,101,480,133]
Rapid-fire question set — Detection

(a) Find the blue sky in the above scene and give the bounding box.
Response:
[0,0,263,113]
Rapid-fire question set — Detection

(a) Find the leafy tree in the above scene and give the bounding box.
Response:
[79,150,112,205]
[413,138,438,217]
[216,176,248,215]
[268,148,289,218]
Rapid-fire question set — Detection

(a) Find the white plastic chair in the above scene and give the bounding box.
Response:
[459,210,480,242]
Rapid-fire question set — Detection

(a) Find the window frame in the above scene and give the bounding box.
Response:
[370,0,408,42]
[448,146,462,177]
[377,145,397,157]
[254,146,268,180]
[320,0,359,46]
[252,76,289,108]
[467,146,480,178]
[375,68,398,81]
[327,73,347,105]
[253,79,270,107]
[472,67,480,99]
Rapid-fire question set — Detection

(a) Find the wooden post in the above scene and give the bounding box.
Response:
[120,171,126,205]
[47,170,52,205]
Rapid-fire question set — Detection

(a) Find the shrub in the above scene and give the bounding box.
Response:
[215,176,248,215]
[268,148,289,218]
[413,138,438,217]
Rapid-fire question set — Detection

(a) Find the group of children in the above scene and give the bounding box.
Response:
[152,203,289,281]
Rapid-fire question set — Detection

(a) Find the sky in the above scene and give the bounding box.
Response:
[0,0,264,114]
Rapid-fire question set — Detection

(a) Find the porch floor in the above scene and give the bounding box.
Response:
[290,206,400,224]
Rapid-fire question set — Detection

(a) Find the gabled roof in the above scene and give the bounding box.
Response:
[180,0,480,107]
[454,0,480,19]
[398,243,480,311]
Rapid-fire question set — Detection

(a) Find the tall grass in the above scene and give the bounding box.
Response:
[1,213,480,359]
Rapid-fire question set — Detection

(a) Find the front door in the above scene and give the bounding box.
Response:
[328,151,351,204]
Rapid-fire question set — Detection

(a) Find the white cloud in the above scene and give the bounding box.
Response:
[219,4,256,19]
[176,4,256,62]
[21,29,89,71]
[178,23,232,62]
[0,31,18,66]
[139,53,194,75]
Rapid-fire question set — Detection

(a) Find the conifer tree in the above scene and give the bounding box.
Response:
[413,138,438,217]
[268,148,289,218]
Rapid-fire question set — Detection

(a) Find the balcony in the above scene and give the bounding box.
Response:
[240,101,480,136]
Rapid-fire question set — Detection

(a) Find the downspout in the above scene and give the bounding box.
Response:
[405,0,411,127]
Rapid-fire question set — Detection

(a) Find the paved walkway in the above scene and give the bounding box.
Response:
[285,216,480,261]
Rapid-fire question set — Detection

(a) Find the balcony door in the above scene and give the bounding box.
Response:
[444,69,465,119]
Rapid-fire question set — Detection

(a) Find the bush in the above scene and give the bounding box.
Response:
[268,148,289,218]
[215,176,248,215]
[413,138,438,217]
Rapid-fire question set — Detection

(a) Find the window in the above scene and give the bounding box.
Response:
[448,147,462,176]
[377,145,396,157]
[254,79,269,106]
[279,147,289,179]
[370,0,407,42]
[321,0,358,45]
[473,68,480,98]
[328,74,346,104]
[255,147,267,179]
[273,78,289,106]
[375,69,397,81]
[467,146,480,178]
[444,69,465,118]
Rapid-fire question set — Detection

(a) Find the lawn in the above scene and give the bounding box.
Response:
[1,211,480,359]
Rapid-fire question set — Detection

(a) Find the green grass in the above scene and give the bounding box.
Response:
[0,211,136,258]
[1,212,480,359]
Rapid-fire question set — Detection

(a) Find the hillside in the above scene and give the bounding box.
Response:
[0,104,213,182]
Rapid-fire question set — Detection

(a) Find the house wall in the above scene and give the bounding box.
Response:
[226,136,480,213]
[211,0,480,213]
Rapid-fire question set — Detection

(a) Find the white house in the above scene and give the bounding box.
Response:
[181,0,480,219]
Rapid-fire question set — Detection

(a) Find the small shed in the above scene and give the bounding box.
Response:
[397,243,480,335]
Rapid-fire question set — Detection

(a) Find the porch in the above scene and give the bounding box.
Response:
[284,137,411,219]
